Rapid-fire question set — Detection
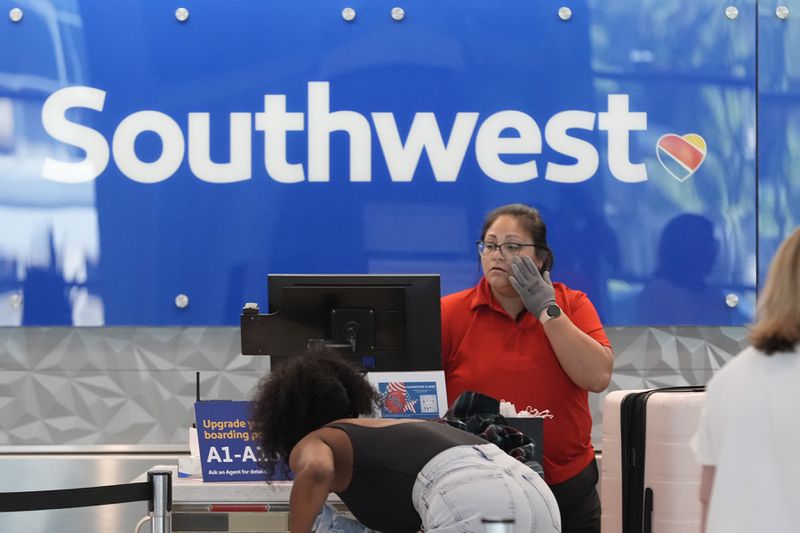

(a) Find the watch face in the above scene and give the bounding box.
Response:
[547,304,561,318]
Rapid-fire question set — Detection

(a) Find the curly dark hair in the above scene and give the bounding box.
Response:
[250,348,380,461]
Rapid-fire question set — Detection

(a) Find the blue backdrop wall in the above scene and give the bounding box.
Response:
[0,0,796,327]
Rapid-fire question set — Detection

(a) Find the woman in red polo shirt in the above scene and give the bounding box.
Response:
[441,203,613,533]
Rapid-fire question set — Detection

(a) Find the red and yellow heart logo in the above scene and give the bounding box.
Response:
[656,133,707,182]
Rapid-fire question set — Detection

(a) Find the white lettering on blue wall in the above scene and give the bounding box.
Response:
[40,82,648,184]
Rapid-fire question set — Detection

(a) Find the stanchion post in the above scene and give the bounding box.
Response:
[148,470,172,533]
[482,518,514,533]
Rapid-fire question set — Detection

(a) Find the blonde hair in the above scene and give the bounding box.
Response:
[750,227,800,354]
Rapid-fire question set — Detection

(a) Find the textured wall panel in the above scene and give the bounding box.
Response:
[0,326,749,446]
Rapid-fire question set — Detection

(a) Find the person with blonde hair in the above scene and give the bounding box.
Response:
[691,227,800,533]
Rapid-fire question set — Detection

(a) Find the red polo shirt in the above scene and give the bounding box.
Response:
[441,277,611,485]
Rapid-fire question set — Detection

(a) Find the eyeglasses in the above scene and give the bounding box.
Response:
[476,241,536,259]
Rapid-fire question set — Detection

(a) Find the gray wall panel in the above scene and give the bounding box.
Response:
[0,326,749,447]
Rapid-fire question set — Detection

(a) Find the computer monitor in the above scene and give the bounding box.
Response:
[240,274,441,371]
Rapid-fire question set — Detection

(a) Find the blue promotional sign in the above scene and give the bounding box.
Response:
[194,400,292,482]
[378,381,441,419]
[2,0,790,328]
[368,370,448,419]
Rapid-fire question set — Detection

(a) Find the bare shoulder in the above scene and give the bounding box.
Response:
[289,433,335,472]
[289,433,324,458]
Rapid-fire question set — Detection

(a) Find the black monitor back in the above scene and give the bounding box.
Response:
[240,274,441,371]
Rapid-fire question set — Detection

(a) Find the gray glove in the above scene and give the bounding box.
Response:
[509,256,555,317]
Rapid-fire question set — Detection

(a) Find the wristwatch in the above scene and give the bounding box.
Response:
[539,303,562,325]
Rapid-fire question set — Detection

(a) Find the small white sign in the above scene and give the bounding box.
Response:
[366,370,448,419]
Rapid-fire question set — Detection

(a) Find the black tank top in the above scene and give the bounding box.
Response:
[325,421,486,533]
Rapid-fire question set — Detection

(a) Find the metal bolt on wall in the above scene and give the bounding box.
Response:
[175,7,189,22]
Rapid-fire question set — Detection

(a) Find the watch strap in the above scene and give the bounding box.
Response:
[539,303,561,324]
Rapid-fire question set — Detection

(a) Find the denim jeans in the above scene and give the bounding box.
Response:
[412,443,561,533]
[313,503,377,533]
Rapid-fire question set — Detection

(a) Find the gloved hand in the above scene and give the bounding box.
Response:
[509,256,555,317]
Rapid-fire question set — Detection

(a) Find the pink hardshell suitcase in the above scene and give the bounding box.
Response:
[600,387,705,533]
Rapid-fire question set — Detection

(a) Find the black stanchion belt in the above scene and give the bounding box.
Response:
[0,482,151,513]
